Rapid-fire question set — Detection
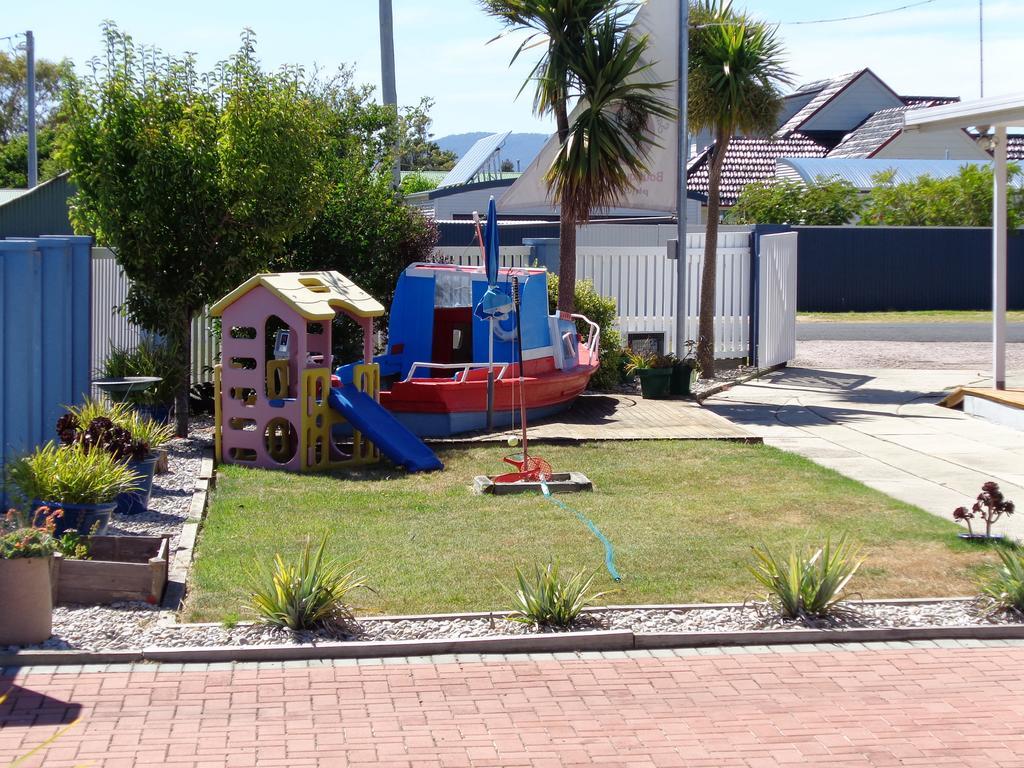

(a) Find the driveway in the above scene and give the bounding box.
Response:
[4,644,1024,767]
[797,321,1024,343]
[705,368,1024,539]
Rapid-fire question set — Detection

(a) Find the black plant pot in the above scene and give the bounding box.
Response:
[115,454,159,516]
[670,362,697,396]
[35,501,115,537]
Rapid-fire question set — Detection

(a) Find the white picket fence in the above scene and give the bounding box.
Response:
[90,248,220,390]
[429,230,762,360]
[756,232,799,368]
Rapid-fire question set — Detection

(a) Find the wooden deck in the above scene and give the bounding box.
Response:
[433,394,758,443]
[941,386,1024,409]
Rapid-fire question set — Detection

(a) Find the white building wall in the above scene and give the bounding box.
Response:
[801,74,904,133]
[875,128,990,161]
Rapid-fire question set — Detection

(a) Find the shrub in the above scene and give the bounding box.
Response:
[61,399,175,458]
[250,536,366,631]
[953,481,1015,539]
[505,563,609,628]
[979,547,1024,615]
[749,536,862,621]
[6,442,142,506]
[1,509,59,559]
[547,275,622,390]
[100,339,180,408]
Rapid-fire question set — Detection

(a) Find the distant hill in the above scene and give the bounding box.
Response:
[436,132,549,171]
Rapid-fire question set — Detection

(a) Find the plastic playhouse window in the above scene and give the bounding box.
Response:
[229,326,257,340]
[230,357,257,370]
[299,277,330,293]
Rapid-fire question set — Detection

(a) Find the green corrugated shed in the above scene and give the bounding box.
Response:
[0,172,75,237]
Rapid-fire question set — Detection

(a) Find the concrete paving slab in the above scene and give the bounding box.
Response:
[707,366,1024,540]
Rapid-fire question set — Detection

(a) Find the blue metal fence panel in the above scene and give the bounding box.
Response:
[0,236,92,500]
[793,226,1024,312]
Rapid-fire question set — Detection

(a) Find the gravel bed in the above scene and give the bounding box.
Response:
[105,416,212,553]
[792,340,1024,371]
[8,599,1020,653]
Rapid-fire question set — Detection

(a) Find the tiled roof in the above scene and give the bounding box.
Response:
[774,70,864,138]
[901,96,959,107]
[828,106,909,158]
[1008,136,1024,162]
[687,134,829,206]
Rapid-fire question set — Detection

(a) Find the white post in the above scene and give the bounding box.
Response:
[674,2,689,356]
[993,124,1007,391]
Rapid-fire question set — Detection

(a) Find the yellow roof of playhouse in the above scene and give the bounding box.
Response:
[210,271,385,320]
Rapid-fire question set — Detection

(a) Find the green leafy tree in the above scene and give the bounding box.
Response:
[0,50,70,141]
[861,165,1024,228]
[399,97,458,171]
[0,50,72,185]
[289,72,439,363]
[399,171,439,194]
[547,274,622,390]
[727,176,863,225]
[500,158,516,172]
[60,25,333,436]
[688,0,791,377]
[482,0,675,314]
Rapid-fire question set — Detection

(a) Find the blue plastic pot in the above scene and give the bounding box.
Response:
[35,501,115,537]
[115,455,159,516]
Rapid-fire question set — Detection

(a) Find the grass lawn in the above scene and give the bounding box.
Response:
[184,441,1000,622]
[798,310,1024,324]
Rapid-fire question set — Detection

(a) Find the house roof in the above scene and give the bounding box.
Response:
[776,157,993,190]
[209,271,385,320]
[0,188,29,205]
[1008,135,1024,161]
[774,70,865,137]
[686,134,829,206]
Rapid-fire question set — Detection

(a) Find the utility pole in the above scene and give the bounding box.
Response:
[379,0,401,189]
[674,3,689,355]
[978,0,984,97]
[26,30,37,188]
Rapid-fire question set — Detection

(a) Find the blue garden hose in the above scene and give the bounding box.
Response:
[540,478,621,582]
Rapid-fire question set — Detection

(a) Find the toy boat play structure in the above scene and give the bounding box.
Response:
[335,262,600,438]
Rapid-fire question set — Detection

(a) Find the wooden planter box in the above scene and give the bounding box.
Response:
[54,535,170,605]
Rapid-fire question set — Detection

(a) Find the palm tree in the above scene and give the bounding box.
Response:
[688,0,790,377]
[482,0,674,313]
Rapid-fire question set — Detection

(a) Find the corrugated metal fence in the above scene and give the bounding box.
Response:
[793,226,1024,311]
[91,248,220,390]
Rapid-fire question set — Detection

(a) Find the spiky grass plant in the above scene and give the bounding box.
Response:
[65,398,174,451]
[749,536,863,623]
[250,536,366,631]
[505,562,610,628]
[979,547,1024,615]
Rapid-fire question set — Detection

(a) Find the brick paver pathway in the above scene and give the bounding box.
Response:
[3,643,1024,767]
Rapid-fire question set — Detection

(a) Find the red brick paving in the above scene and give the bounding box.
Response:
[3,646,1024,767]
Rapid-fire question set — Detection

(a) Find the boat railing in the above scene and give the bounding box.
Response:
[569,313,600,358]
[402,361,511,384]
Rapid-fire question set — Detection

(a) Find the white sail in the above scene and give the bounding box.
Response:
[499,0,680,213]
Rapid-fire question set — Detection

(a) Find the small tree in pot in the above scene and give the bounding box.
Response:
[0,509,60,645]
[57,400,174,516]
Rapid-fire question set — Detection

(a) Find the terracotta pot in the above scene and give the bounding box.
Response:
[0,556,53,645]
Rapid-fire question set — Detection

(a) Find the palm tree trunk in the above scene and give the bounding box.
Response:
[697,132,730,378]
[554,99,576,314]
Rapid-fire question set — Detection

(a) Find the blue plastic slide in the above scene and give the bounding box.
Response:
[327,386,443,473]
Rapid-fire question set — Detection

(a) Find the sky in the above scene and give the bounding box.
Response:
[2,0,1022,137]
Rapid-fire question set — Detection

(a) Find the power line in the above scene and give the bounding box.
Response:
[779,0,941,26]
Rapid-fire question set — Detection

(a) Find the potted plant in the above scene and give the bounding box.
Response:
[953,481,1015,541]
[7,442,141,536]
[0,508,59,645]
[100,339,179,423]
[624,350,675,399]
[58,400,173,516]
[670,340,701,396]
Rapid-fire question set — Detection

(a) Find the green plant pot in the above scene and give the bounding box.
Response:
[670,362,697,396]
[636,368,672,399]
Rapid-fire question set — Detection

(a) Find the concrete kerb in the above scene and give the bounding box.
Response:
[694,364,783,404]
[6,597,1024,668]
[161,447,215,611]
